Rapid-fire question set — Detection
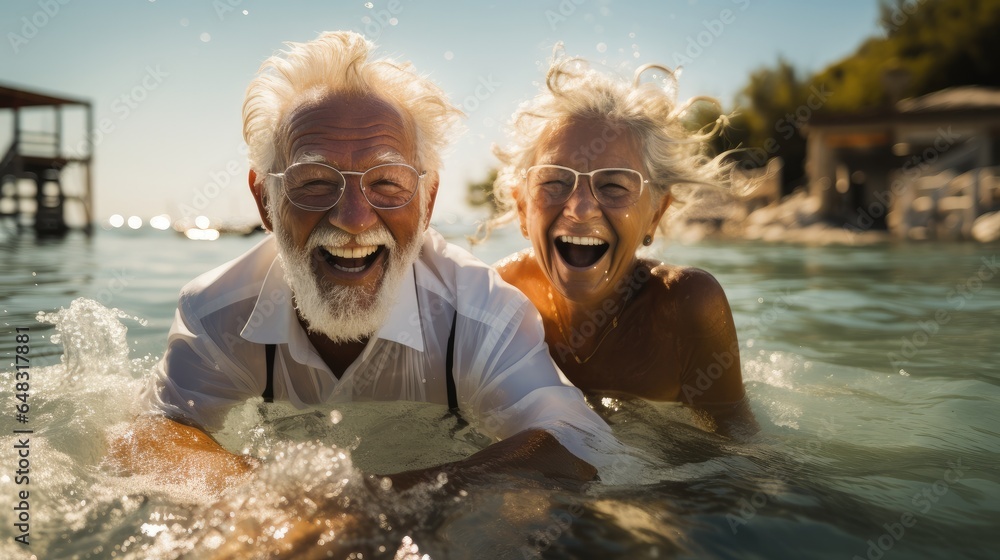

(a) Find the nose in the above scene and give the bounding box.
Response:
[326,176,377,234]
[562,175,602,222]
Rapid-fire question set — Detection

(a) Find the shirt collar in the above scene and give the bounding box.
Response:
[240,250,425,353]
[239,256,299,344]
[374,260,424,352]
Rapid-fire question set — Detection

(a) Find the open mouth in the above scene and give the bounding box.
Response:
[554,235,609,268]
[319,245,386,273]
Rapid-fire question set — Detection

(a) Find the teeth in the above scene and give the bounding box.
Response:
[558,235,606,246]
[325,245,379,259]
[333,264,366,273]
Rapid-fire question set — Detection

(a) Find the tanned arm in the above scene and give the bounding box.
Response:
[108,417,592,495]
[673,268,760,438]
[381,429,597,491]
[106,415,258,495]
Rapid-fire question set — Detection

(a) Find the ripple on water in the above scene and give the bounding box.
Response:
[1,291,997,559]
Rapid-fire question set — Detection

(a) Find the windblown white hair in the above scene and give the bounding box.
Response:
[242,31,464,184]
[488,48,733,236]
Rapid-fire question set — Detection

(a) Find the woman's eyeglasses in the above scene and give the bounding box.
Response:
[523,164,647,208]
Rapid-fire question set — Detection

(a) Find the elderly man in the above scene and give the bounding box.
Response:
[110,31,622,493]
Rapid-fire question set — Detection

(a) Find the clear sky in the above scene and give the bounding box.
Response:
[2,0,882,227]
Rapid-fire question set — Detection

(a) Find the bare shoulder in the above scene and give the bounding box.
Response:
[648,261,728,300]
[494,248,536,286]
[645,261,734,334]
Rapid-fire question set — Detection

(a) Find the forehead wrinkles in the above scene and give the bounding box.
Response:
[277,97,416,169]
[296,150,409,167]
[289,102,409,133]
[289,124,411,166]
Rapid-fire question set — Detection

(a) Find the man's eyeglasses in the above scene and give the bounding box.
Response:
[523,164,648,208]
[269,162,425,211]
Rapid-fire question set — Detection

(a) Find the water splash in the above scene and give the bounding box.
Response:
[1,299,153,558]
[37,298,152,380]
[4,295,964,558]
[0,299,461,558]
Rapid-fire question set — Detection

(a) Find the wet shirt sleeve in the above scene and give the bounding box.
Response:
[452,281,630,478]
[140,305,261,432]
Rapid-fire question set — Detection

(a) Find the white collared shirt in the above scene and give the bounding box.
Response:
[144,229,624,470]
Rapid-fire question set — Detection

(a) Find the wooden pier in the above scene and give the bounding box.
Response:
[0,84,93,235]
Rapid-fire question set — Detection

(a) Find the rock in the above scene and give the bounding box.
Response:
[972,211,1000,243]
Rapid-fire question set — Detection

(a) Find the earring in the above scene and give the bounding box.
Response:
[521,224,529,238]
[643,235,652,246]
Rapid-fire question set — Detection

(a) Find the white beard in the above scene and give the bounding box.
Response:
[271,201,425,344]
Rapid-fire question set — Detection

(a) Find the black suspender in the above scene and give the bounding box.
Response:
[262,343,276,403]
[443,311,466,430]
[261,310,459,410]
[445,311,458,411]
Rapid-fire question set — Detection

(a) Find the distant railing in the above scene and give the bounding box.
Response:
[892,140,999,240]
[0,142,16,174]
[16,130,60,158]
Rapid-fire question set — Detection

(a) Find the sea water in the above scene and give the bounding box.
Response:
[1,227,998,559]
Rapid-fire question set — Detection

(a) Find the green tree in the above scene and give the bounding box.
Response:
[716,59,810,193]
[813,0,1000,111]
[729,0,1000,190]
[875,0,1000,96]
[466,168,500,215]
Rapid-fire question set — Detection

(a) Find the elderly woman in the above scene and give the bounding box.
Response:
[491,55,756,435]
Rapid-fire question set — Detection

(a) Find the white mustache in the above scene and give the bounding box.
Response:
[307,226,395,251]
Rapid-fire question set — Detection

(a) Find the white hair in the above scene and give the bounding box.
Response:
[487,48,734,237]
[242,30,464,185]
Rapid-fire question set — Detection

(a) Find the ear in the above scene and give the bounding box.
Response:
[645,191,672,241]
[421,172,440,230]
[249,170,273,232]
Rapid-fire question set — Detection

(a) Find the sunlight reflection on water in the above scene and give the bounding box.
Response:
[0,230,997,558]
